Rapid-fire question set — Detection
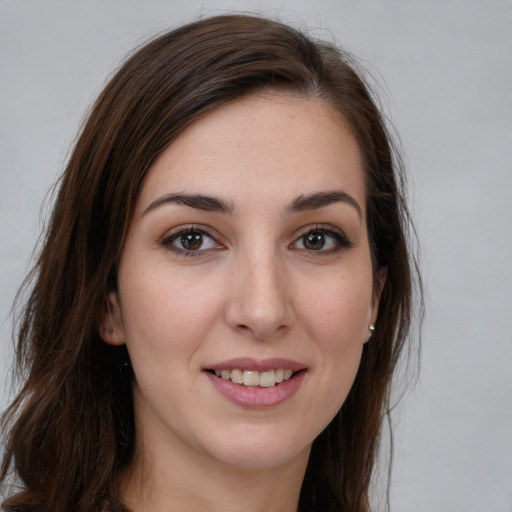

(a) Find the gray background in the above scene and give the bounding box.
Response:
[1,0,511,510]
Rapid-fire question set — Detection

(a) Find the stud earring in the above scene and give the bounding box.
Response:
[368,324,375,337]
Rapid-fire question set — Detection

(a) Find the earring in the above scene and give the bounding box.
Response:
[368,324,375,337]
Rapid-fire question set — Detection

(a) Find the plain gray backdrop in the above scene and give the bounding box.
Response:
[1,0,511,510]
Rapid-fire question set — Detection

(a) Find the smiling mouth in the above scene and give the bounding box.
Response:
[208,368,296,388]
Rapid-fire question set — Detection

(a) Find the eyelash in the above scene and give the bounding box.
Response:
[160,225,221,257]
[160,224,353,258]
[292,225,353,254]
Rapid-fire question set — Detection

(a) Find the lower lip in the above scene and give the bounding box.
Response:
[205,370,306,408]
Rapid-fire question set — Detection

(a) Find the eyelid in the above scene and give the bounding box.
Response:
[160,224,225,256]
[291,224,353,252]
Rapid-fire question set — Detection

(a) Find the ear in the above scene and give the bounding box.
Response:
[371,266,387,320]
[365,266,387,343]
[98,291,125,346]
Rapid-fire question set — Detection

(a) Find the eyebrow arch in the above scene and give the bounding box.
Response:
[143,193,235,216]
[288,190,362,219]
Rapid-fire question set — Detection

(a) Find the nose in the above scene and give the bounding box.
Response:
[224,248,294,340]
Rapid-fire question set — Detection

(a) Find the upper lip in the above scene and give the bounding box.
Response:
[205,357,306,372]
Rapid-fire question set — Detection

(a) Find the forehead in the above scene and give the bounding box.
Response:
[137,93,366,215]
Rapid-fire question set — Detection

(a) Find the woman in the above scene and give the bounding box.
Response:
[1,14,420,512]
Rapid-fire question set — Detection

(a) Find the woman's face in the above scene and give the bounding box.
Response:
[104,93,380,470]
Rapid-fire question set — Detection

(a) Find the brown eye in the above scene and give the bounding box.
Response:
[303,233,326,250]
[291,227,353,253]
[162,227,221,256]
[180,232,203,250]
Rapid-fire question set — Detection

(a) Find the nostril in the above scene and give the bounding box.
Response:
[224,290,294,339]
[234,322,289,340]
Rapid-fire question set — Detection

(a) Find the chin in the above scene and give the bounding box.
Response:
[201,427,312,470]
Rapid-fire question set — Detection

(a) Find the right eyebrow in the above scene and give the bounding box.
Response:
[143,193,235,216]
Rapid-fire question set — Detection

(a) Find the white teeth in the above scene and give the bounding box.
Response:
[212,368,296,387]
[259,370,276,388]
[230,369,243,384]
[243,370,260,387]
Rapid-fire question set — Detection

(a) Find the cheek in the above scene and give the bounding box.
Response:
[299,269,373,348]
[117,261,224,366]
[297,269,372,418]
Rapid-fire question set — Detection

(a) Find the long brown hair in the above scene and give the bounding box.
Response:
[1,14,421,512]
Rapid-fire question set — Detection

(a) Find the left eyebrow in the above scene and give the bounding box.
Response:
[143,193,235,216]
[288,190,362,219]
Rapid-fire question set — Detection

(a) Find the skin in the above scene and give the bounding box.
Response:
[100,93,381,512]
